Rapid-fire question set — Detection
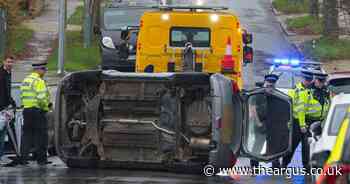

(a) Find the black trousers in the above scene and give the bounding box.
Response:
[282,119,310,169]
[21,108,48,163]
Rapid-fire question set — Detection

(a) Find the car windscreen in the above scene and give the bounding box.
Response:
[329,103,350,136]
[170,27,210,47]
[275,70,302,89]
[103,9,145,30]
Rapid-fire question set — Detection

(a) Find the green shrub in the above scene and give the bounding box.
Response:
[272,0,309,14]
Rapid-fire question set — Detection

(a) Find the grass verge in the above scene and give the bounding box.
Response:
[286,16,322,34]
[47,31,100,71]
[7,25,34,55]
[67,6,83,25]
[272,0,309,14]
[302,37,350,60]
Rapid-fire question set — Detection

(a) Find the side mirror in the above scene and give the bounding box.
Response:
[310,121,322,138]
[243,31,253,45]
[255,82,264,87]
[243,46,253,64]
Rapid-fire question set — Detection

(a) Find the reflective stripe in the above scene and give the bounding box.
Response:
[305,104,322,109]
[294,102,305,107]
[21,94,36,98]
[22,96,36,100]
[308,109,319,113]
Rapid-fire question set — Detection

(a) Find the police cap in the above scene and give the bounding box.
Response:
[313,70,328,81]
[264,73,279,83]
[300,68,314,80]
[32,62,48,70]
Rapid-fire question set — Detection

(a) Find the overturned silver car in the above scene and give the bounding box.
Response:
[55,71,293,172]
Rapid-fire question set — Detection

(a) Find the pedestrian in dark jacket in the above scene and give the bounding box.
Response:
[0,56,16,159]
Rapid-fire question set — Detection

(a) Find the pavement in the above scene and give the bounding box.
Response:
[12,0,82,84]
[2,0,313,184]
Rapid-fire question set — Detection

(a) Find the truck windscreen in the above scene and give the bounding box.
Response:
[170,27,210,47]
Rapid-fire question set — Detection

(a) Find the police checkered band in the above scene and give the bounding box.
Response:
[265,73,279,80]
[300,70,313,80]
[32,62,47,70]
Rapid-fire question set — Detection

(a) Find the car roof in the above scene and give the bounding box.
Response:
[332,94,350,105]
[328,71,350,81]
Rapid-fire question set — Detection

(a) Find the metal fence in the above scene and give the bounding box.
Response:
[0,8,6,59]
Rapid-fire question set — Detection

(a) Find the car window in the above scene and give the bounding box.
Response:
[170,27,210,47]
[329,78,350,94]
[329,78,350,87]
[103,9,145,30]
[329,103,350,136]
[275,71,302,89]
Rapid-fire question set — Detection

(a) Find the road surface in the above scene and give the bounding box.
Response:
[0,0,310,184]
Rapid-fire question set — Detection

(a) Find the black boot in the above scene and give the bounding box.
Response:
[4,158,28,167]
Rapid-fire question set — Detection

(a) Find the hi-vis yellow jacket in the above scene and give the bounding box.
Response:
[288,82,322,128]
[20,72,50,112]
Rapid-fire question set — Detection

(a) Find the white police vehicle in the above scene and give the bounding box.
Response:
[262,58,322,92]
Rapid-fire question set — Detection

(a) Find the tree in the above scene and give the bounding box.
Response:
[310,0,320,19]
[0,0,21,25]
[323,0,339,39]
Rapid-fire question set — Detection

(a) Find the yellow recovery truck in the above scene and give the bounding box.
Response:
[135,5,253,89]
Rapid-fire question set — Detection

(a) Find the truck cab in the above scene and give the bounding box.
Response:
[135,5,253,89]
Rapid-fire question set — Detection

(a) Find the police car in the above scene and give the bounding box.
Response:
[309,93,350,167]
[265,58,321,92]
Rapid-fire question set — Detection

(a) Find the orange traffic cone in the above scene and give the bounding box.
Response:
[221,37,235,73]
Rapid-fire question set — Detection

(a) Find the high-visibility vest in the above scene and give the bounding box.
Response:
[20,72,50,112]
[309,88,331,121]
[288,82,321,128]
[308,94,330,121]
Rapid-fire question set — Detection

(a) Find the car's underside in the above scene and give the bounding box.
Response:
[55,71,215,171]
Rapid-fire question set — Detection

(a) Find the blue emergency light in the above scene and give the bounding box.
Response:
[290,59,300,66]
[273,58,300,67]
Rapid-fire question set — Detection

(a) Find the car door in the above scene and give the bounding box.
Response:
[241,87,293,161]
[210,74,293,165]
[210,74,242,168]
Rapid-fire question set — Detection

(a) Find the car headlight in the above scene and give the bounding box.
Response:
[102,37,115,49]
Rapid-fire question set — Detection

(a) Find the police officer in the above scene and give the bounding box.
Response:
[282,69,314,170]
[310,70,330,122]
[6,62,51,166]
[250,73,281,168]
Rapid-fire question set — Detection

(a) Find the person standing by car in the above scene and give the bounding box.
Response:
[310,71,330,122]
[250,73,281,168]
[0,56,16,161]
[5,61,51,167]
[282,69,315,171]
